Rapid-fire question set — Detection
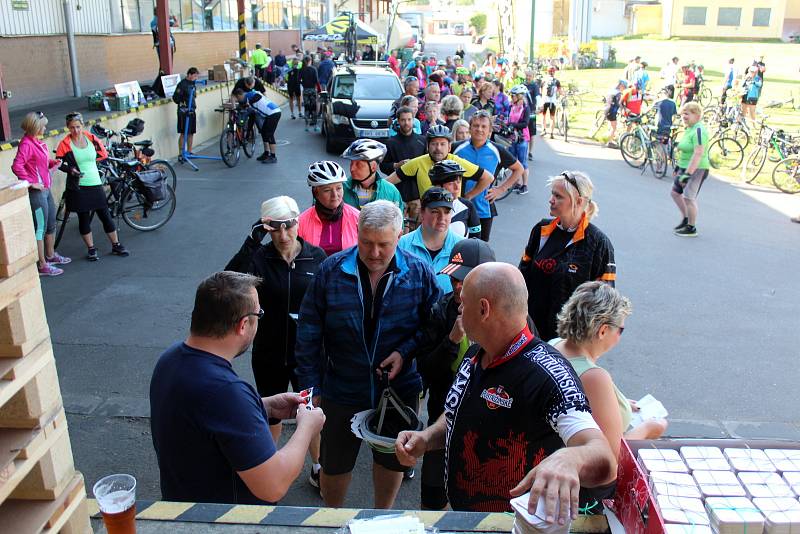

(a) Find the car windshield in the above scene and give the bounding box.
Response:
[332,74,401,100]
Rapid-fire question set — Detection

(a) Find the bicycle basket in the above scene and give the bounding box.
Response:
[134,169,167,204]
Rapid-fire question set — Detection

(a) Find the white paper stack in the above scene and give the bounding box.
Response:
[694,470,747,498]
[657,495,710,525]
[629,394,669,428]
[754,497,800,534]
[347,515,426,534]
[725,449,777,472]
[664,525,713,534]
[681,446,732,471]
[639,448,689,473]
[510,493,570,534]
[705,496,765,534]
[651,472,703,499]
[782,473,800,497]
[766,450,800,473]
[739,472,795,498]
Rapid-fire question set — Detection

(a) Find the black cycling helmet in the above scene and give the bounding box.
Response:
[429,160,465,184]
[426,124,452,143]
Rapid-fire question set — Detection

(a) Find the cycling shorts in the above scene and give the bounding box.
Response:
[542,102,557,114]
[672,167,709,200]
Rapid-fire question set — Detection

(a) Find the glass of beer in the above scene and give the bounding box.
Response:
[93,474,137,534]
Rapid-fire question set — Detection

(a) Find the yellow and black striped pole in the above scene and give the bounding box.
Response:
[237,0,247,61]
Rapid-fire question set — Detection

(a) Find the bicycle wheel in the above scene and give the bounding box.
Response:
[567,94,581,109]
[242,126,256,158]
[590,110,606,138]
[121,184,176,231]
[219,127,240,168]
[742,146,767,183]
[708,137,744,170]
[491,169,514,201]
[771,155,800,194]
[620,133,646,168]
[652,143,668,178]
[146,159,177,192]
[54,197,69,249]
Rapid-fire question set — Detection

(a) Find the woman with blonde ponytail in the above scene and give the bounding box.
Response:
[518,171,617,340]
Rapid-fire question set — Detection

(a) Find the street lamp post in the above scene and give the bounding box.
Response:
[529,0,536,64]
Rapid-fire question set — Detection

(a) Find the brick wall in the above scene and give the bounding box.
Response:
[1,29,300,110]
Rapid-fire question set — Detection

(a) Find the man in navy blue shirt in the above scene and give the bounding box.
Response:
[150,271,325,505]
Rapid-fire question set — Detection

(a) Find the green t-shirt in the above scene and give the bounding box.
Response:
[71,140,102,186]
[676,122,710,170]
[251,48,268,67]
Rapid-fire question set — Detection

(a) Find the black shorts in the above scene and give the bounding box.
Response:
[319,394,419,476]
[288,85,301,97]
[742,96,758,105]
[527,117,536,136]
[251,355,298,425]
[605,110,618,121]
[542,102,556,114]
[177,110,196,134]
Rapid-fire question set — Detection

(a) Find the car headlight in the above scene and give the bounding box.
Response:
[331,114,349,125]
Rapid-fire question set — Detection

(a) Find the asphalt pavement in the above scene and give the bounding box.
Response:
[42,37,800,511]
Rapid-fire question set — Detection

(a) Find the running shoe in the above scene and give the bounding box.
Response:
[291,114,296,120]
[257,152,269,161]
[674,217,689,230]
[263,155,277,164]
[299,112,304,118]
[111,243,130,256]
[550,133,554,139]
[674,225,697,237]
[518,185,529,195]
[308,466,321,489]
[46,252,72,265]
[527,153,533,161]
[87,247,99,261]
[38,263,63,277]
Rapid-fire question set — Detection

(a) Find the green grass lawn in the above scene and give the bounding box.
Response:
[553,67,800,188]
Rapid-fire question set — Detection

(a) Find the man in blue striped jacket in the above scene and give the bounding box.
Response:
[295,200,441,510]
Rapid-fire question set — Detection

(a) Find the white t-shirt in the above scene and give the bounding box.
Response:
[661,63,679,86]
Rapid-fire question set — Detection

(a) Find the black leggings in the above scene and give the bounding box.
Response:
[77,208,116,236]
[259,112,281,144]
[479,217,493,242]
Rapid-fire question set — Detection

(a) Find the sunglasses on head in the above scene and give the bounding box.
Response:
[561,171,582,197]
[264,218,298,231]
[66,112,83,123]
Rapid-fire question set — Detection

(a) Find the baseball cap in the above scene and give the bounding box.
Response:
[439,239,496,281]
[421,187,454,210]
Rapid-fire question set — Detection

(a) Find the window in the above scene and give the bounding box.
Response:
[437,21,448,30]
[753,7,771,27]
[682,6,706,25]
[332,75,402,100]
[718,7,741,26]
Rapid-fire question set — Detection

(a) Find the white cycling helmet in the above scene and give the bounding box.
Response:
[307,160,347,187]
[341,139,388,163]
[510,84,529,96]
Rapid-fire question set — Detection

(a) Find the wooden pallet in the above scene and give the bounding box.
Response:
[0,409,67,504]
[0,339,53,411]
[0,472,88,533]
[0,281,50,358]
[0,357,62,429]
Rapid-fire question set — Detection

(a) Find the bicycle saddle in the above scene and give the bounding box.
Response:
[133,140,153,147]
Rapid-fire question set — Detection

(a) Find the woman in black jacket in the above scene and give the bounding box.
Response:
[225,195,327,487]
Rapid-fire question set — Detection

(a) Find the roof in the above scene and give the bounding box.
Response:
[332,64,396,76]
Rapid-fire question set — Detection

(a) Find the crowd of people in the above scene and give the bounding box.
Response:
[147,45,672,515]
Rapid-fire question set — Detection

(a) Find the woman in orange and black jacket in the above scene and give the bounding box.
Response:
[56,112,129,261]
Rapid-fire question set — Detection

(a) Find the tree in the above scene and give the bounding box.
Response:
[469,13,486,35]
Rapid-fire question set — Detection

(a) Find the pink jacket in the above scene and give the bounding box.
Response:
[298,204,360,251]
[11,135,58,189]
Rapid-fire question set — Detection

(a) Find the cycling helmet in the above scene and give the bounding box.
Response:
[547,66,557,74]
[307,160,347,187]
[618,79,629,88]
[456,67,470,75]
[341,139,387,162]
[429,160,465,184]
[510,84,529,96]
[426,124,452,142]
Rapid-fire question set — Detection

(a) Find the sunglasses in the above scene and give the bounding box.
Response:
[264,218,298,231]
[423,189,454,204]
[239,308,265,322]
[561,171,582,197]
[405,76,419,82]
[35,111,45,118]
[611,324,625,335]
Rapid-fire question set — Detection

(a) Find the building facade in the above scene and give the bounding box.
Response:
[661,0,794,39]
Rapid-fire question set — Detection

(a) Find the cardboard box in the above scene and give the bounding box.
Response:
[212,64,233,82]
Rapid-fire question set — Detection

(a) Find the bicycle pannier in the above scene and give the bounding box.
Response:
[135,169,167,203]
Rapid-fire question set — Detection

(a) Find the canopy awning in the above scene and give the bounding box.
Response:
[303,14,381,45]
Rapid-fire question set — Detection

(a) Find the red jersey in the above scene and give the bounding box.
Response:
[621,87,643,115]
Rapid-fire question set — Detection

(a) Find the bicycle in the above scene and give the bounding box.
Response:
[618,115,667,178]
[90,122,178,192]
[54,157,176,248]
[742,119,800,183]
[217,104,257,168]
[303,88,319,131]
[695,83,715,108]
[555,96,570,142]
[772,155,800,194]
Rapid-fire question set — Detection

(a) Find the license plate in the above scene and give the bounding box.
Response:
[361,129,388,138]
